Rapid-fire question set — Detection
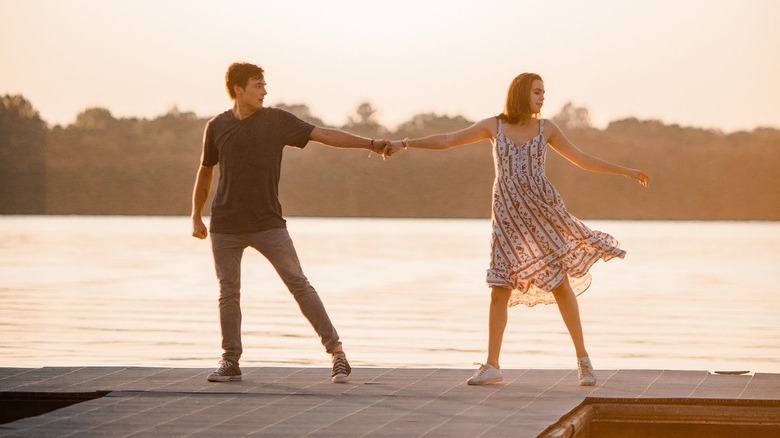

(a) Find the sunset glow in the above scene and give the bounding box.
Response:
[1,0,778,131]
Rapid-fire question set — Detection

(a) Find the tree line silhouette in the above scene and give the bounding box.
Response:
[2,94,778,220]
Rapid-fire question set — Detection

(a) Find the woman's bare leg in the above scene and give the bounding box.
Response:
[487,286,511,368]
[551,278,588,359]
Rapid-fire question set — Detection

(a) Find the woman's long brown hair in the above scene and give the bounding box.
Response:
[498,73,542,124]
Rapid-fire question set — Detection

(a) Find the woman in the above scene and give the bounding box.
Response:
[386,73,649,386]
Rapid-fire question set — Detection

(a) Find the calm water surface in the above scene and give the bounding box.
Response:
[1,216,778,374]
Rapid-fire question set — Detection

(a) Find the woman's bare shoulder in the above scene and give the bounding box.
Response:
[542,118,563,136]
[475,116,500,136]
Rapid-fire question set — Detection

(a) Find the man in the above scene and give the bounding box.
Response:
[191,62,387,383]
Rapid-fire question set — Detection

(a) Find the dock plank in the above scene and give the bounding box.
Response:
[1,367,778,437]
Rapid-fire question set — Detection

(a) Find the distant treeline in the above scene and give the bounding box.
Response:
[2,95,779,220]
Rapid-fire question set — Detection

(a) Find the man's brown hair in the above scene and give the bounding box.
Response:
[225,63,265,99]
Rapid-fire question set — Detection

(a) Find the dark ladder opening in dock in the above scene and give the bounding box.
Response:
[540,397,780,438]
[0,391,110,424]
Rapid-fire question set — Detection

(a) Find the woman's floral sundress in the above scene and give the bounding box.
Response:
[486,118,625,307]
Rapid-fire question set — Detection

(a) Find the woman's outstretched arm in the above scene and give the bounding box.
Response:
[386,117,495,155]
[546,120,649,187]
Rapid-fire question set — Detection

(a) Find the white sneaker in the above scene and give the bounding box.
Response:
[467,363,503,385]
[577,356,596,386]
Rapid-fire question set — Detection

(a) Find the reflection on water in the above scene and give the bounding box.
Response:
[1,216,779,373]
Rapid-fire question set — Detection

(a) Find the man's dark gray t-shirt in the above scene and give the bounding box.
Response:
[202,108,314,234]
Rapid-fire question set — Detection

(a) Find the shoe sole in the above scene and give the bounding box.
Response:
[467,377,503,385]
[579,380,596,386]
[331,374,352,384]
[207,375,242,382]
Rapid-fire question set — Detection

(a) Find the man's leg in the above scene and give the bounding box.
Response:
[210,233,247,364]
[249,228,342,353]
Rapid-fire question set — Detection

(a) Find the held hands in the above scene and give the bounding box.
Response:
[369,139,390,158]
[368,138,408,159]
[385,140,407,157]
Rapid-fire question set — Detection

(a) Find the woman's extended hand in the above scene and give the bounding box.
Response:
[626,168,650,187]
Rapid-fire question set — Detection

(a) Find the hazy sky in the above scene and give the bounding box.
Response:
[2,0,778,132]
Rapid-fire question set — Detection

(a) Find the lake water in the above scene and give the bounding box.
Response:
[1,216,778,374]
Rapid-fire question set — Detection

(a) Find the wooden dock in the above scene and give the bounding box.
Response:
[1,367,779,437]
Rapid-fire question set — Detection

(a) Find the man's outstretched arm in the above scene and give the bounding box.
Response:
[310,127,388,156]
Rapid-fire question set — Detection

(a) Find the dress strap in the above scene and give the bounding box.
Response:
[539,119,545,136]
[496,117,503,135]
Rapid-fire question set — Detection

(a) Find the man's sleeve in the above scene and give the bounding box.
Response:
[281,111,315,149]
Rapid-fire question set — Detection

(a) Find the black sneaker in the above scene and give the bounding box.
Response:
[207,360,242,382]
[331,352,351,383]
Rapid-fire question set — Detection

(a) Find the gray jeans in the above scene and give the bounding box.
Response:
[210,228,341,363]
